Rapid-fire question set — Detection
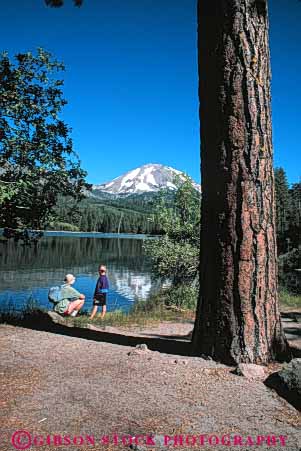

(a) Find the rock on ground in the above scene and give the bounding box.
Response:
[265,358,301,411]
[235,363,267,380]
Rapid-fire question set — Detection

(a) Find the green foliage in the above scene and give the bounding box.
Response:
[48,221,80,232]
[275,167,301,253]
[0,181,17,204]
[279,288,301,309]
[278,249,301,293]
[145,237,199,283]
[144,176,200,285]
[0,48,89,229]
[160,285,198,310]
[278,248,301,273]
[129,285,198,314]
[275,168,290,234]
[288,182,301,249]
[151,178,200,245]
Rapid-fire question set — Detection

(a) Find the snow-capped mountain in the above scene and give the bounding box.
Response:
[92,163,201,196]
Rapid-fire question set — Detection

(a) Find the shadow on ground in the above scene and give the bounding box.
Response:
[281,311,301,358]
[2,310,301,358]
[2,311,192,357]
[2,310,301,411]
[282,311,301,321]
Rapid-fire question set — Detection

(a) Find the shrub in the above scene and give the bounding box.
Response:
[48,221,80,232]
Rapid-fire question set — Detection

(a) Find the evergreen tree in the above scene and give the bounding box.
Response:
[288,181,301,250]
[274,167,290,253]
[192,0,289,364]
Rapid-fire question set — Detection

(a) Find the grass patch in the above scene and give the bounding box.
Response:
[2,285,298,330]
[0,291,194,329]
[69,298,193,330]
[279,288,301,310]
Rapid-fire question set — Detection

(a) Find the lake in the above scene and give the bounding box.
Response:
[0,234,160,314]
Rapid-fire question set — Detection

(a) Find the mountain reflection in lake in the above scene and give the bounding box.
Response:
[0,236,159,313]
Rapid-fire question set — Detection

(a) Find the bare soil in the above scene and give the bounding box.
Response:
[0,320,300,451]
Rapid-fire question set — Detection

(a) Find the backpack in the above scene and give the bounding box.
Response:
[48,286,62,305]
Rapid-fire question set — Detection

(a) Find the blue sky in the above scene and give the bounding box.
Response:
[1,0,300,185]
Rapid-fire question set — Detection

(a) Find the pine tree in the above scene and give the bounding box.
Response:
[192,0,289,364]
[288,182,301,250]
[274,167,290,253]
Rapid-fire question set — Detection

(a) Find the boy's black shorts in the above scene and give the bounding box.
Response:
[93,293,107,306]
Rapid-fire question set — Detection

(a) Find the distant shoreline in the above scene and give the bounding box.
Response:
[0,228,155,239]
[44,231,151,239]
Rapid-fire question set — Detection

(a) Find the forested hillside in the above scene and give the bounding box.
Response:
[50,168,300,246]
[50,191,176,234]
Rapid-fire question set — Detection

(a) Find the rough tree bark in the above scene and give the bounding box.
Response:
[192,0,290,364]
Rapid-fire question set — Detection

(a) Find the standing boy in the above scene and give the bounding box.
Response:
[90,265,109,320]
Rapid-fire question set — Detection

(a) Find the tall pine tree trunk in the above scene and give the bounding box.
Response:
[192,0,290,364]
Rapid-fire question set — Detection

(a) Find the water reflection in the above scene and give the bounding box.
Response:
[0,236,158,312]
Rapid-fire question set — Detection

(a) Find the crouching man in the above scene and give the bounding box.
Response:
[54,274,85,317]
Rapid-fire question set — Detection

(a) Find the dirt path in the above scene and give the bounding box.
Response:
[92,315,301,352]
[0,323,300,451]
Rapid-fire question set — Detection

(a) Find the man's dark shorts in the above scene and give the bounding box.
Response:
[93,293,107,306]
